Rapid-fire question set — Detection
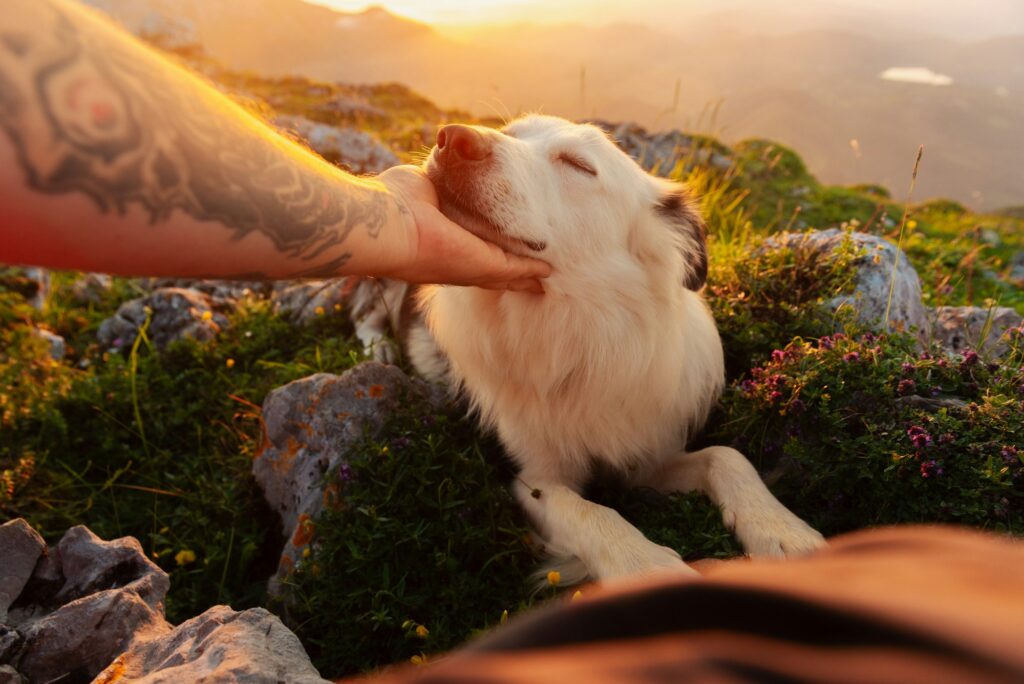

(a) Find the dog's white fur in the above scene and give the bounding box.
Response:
[415,115,824,582]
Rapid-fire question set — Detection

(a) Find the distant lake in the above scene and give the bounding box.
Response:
[880,67,954,86]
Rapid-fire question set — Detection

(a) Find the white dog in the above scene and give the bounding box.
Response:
[382,115,824,583]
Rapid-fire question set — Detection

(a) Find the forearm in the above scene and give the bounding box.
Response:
[0,0,412,279]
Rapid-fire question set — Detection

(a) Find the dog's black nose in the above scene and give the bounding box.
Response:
[437,124,491,162]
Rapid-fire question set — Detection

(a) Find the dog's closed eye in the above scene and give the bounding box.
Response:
[557,152,597,177]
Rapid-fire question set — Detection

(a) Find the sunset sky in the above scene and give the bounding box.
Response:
[309,0,1024,37]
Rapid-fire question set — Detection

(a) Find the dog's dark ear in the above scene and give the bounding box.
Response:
[656,189,707,291]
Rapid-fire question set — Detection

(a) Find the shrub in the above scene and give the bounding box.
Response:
[714,331,1024,535]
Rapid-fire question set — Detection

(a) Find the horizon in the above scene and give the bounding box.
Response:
[307,0,1024,40]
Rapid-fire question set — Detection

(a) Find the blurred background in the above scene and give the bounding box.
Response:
[82,0,1024,211]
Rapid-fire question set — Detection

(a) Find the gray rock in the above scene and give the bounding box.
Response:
[17,585,169,683]
[1009,252,1024,285]
[32,329,65,361]
[70,273,113,304]
[0,625,21,663]
[0,665,23,684]
[140,278,272,307]
[274,115,399,174]
[52,526,168,609]
[766,229,931,340]
[0,520,46,623]
[97,288,228,350]
[254,362,438,588]
[93,606,328,684]
[272,278,408,362]
[0,268,48,310]
[5,525,171,683]
[590,120,732,175]
[930,306,1023,358]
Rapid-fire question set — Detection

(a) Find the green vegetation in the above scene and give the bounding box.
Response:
[2,56,1022,678]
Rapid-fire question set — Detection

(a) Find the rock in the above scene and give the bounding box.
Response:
[139,278,271,308]
[590,120,732,174]
[272,277,408,361]
[0,520,46,623]
[0,626,20,664]
[3,524,171,684]
[930,306,1023,358]
[274,115,399,174]
[17,585,169,683]
[316,95,389,123]
[93,606,329,684]
[979,228,1001,246]
[70,273,113,304]
[0,268,48,310]
[766,229,931,340]
[1009,252,1024,285]
[254,362,439,589]
[97,288,228,350]
[32,329,65,361]
[0,665,23,684]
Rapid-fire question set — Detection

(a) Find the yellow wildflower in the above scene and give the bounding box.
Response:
[225,358,235,368]
[571,590,583,602]
[175,549,196,566]
[314,306,325,316]
[415,624,429,638]
[410,655,426,666]
[302,546,311,559]
[907,219,918,229]
[547,570,561,586]
[201,310,213,321]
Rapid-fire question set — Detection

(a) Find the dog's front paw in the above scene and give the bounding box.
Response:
[591,539,698,583]
[726,502,826,558]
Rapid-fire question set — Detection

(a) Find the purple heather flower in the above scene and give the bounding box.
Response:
[897,379,916,395]
[1002,446,1020,466]
[740,379,758,394]
[818,336,834,350]
[843,352,860,363]
[769,390,784,404]
[961,350,980,367]
[789,399,806,415]
[112,337,124,348]
[901,362,915,374]
[938,433,956,445]
[392,436,412,449]
[766,374,787,389]
[907,426,933,449]
[920,460,943,478]
[337,463,355,483]
[771,349,787,363]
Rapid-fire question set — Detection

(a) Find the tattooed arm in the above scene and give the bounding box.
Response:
[0,0,549,289]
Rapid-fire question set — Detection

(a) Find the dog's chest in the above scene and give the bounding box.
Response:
[427,288,703,462]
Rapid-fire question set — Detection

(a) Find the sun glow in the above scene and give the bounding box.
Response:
[306,0,640,26]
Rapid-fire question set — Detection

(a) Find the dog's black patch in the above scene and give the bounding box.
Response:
[657,192,708,291]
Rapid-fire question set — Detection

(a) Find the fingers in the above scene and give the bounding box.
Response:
[473,278,546,294]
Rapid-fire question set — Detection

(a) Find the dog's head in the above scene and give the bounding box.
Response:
[425,114,707,290]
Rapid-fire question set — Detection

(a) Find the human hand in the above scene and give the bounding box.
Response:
[377,165,551,292]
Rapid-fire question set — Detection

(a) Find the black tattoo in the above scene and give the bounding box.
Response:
[0,1,389,264]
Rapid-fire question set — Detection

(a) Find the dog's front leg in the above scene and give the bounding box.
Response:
[643,446,826,558]
[512,476,696,583]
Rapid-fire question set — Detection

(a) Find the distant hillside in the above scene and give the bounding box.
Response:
[81,0,1024,210]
